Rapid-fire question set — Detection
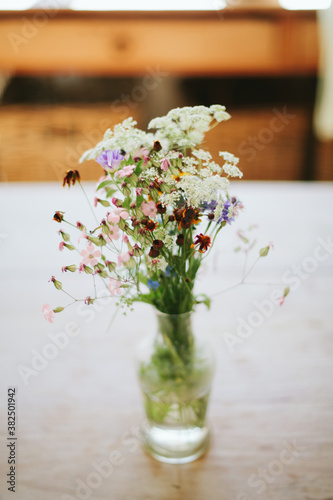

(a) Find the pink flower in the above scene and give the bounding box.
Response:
[136,187,143,196]
[117,252,130,267]
[108,225,120,241]
[116,165,135,178]
[94,197,99,207]
[112,197,121,207]
[107,208,129,224]
[78,229,88,244]
[160,158,170,171]
[79,263,85,273]
[134,147,150,164]
[123,234,129,243]
[42,304,55,324]
[108,277,122,297]
[141,200,157,218]
[80,243,101,267]
[59,241,65,252]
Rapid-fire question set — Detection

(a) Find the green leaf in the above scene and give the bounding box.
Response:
[136,194,144,207]
[122,197,131,210]
[134,163,142,176]
[96,179,114,191]
[195,294,211,310]
[105,187,117,199]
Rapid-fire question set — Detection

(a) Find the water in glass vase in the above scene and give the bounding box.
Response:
[137,311,215,464]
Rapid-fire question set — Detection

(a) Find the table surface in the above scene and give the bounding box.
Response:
[0,181,332,500]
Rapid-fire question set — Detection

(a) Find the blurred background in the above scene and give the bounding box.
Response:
[0,0,332,182]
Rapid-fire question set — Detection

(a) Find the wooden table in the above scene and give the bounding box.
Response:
[0,181,332,499]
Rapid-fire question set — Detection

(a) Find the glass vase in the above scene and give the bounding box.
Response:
[136,310,215,464]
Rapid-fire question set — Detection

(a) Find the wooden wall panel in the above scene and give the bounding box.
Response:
[0,11,318,76]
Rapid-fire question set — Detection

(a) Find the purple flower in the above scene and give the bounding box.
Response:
[218,199,235,225]
[201,200,218,212]
[147,279,159,291]
[95,150,124,172]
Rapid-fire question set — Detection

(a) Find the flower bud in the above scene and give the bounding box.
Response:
[149,188,159,202]
[59,230,70,242]
[97,199,111,207]
[54,279,63,290]
[53,306,64,313]
[105,260,117,272]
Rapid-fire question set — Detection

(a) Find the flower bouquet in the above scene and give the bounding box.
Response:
[46,105,246,463]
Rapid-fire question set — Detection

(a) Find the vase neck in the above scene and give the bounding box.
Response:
[155,311,194,365]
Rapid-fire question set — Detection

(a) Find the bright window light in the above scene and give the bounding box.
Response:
[0,0,35,9]
[71,0,226,10]
[279,0,331,9]
[0,0,227,10]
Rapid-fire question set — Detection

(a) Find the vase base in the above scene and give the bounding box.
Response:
[140,419,210,464]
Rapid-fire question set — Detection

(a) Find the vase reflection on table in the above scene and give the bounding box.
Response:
[137,310,215,464]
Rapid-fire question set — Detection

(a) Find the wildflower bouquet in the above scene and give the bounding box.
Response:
[46,104,249,463]
[48,105,244,321]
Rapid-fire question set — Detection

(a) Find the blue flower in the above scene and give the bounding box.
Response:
[95,150,124,172]
[147,279,160,291]
[165,266,172,277]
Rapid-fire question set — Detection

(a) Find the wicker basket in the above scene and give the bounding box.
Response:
[0,104,310,182]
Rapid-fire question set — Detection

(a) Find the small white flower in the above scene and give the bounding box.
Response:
[219,151,239,165]
[222,163,243,178]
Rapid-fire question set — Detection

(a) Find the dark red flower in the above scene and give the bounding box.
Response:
[192,233,211,253]
[153,140,162,152]
[176,234,184,246]
[146,220,158,232]
[152,239,164,250]
[149,247,160,258]
[173,205,201,230]
[156,203,167,214]
[53,211,65,223]
[63,170,81,188]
